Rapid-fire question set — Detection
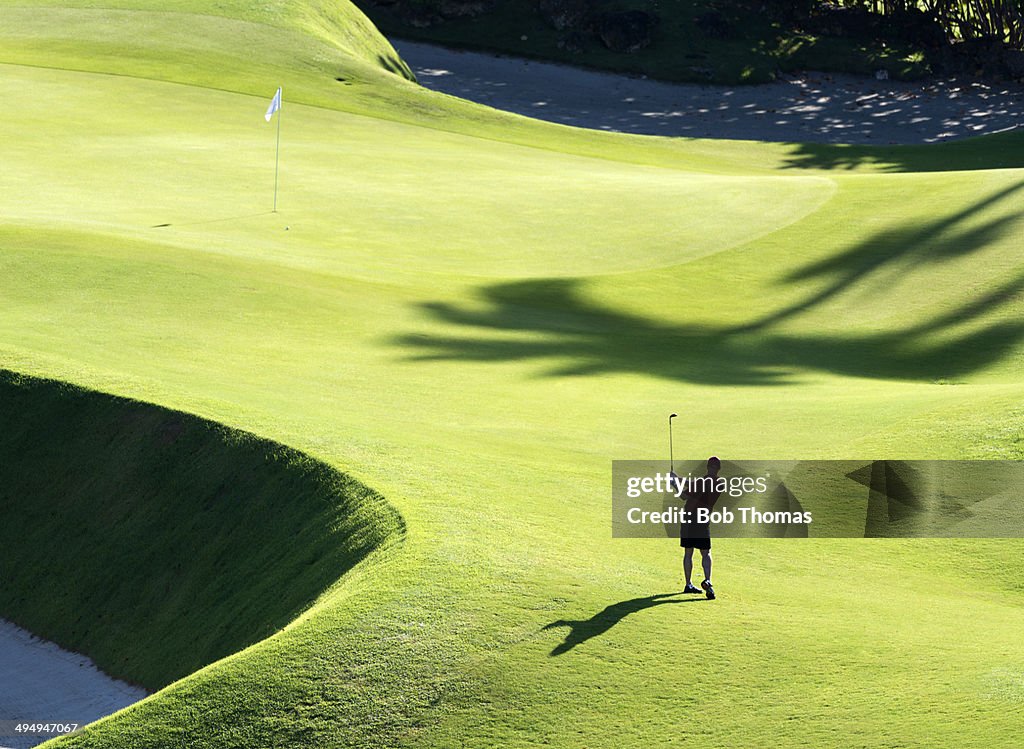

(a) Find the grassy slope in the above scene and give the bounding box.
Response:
[0,370,399,689]
[0,1,1021,747]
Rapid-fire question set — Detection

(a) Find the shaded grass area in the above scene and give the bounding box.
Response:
[353,0,930,84]
[780,129,1024,171]
[397,177,1024,385]
[0,370,402,689]
[396,273,1024,384]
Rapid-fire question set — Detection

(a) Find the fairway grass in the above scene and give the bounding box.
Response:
[1,2,1023,748]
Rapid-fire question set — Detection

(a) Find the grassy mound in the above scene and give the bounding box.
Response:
[0,370,401,689]
[0,0,414,81]
[0,1,1022,748]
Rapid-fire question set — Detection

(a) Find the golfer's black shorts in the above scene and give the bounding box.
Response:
[680,522,711,550]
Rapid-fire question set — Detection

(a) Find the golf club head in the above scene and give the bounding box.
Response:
[669,413,677,420]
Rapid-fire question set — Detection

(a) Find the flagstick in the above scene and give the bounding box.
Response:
[273,88,282,213]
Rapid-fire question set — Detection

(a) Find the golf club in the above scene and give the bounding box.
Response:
[668,413,677,473]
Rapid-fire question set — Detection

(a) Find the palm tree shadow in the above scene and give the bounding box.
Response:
[543,592,703,656]
[781,132,1024,173]
[394,180,1024,385]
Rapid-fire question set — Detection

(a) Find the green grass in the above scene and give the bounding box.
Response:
[0,1,1022,747]
[0,370,400,689]
[351,0,931,84]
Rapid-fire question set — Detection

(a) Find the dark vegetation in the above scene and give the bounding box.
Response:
[0,371,401,689]
[354,0,1024,83]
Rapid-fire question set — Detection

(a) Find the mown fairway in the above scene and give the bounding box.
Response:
[1,2,1023,747]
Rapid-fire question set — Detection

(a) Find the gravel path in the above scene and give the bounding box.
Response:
[396,40,1024,144]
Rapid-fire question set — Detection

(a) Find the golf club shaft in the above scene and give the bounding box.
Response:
[668,414,676,473]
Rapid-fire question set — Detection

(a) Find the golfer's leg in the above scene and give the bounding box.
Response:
[683,547,694,585]
[700,549,712,583]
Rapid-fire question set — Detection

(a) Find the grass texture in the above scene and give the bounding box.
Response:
[0,370,400,689]
[0,1,1021,747]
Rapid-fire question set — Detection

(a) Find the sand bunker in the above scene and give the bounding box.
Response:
[397,40,1024,144]
[0,620,147,749]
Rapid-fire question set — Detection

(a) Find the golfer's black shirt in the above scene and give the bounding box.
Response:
[683,477,720,515]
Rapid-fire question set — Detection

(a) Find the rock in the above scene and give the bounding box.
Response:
[538,0,592,32]
[595,10,658,53]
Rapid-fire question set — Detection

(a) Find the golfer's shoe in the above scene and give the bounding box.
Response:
[682,583,701,594]
[701,580,716,600]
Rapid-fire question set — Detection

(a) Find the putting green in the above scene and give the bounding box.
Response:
[3,66,837,277]
[0,2,1022,748]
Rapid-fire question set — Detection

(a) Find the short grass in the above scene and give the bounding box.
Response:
[0,2,1022,748]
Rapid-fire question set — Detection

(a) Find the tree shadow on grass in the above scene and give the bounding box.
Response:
[396,276,1024,385]
[395,181,1024,385]
[543,593,702,656]
[736,180,1024,333]
[782,131,1024,173]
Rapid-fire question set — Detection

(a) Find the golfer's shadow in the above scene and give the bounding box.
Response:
[543,592,703,656]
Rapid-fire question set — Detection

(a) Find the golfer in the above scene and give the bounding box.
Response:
[676,456,721,600]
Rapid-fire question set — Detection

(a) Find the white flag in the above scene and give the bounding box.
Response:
[265,87,281,122]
